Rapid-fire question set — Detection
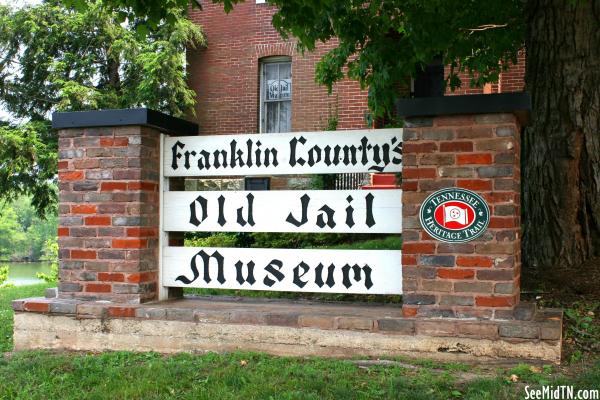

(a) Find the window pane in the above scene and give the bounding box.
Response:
[279,63,291,80]
[265,102,278,133]
[278,101,291,133]
[278,64,291,100]
[265,64,279,100]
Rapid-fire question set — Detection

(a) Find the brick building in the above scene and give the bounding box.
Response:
[187,1,526,135]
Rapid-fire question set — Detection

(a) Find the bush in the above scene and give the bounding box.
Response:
[37,238,58,283]
[185,232,241,248]
[0,266,8,287]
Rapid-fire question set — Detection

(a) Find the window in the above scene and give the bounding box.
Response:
[260,58,292,133]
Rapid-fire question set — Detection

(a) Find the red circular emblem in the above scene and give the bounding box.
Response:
[433,200,475,230]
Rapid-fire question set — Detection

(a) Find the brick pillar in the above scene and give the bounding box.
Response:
[401,112,522,320]
[57,125,161,303]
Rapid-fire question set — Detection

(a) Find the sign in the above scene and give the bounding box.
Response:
[164,129,402,177]
[419,187,490,243]
[162,246,402,294]
[163,190,402,234]
[158,129,404,297]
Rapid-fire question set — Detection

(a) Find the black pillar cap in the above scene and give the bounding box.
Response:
[396,92,531,126]
[52,108,198,136]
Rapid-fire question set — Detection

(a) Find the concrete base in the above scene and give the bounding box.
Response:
[14,311,561,363]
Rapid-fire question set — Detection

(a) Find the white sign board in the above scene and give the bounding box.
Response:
[163,190,402,234]
[162,246,402,294]
[164,129,402,177]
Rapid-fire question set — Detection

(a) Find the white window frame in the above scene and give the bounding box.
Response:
[259,57,292,133]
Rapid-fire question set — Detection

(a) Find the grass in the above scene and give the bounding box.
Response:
[0,283,52,353]
[1,285,600,399]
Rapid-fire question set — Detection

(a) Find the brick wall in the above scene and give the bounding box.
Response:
[188,3,526,134]
[57,126,161,304]
[444,49,525,96]
[401,113,521,319]
[187,2,370,134]
[499,49,526,93]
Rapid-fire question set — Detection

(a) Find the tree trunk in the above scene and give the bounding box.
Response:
[523,0,600,272]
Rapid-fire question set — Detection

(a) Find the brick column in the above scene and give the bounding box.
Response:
[55,109,197,304]
[399,95,527,320]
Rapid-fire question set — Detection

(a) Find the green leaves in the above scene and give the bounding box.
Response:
[0,122,57,218]
[0,1,205,216]
[268,0,525,117]
[0,1,205,119]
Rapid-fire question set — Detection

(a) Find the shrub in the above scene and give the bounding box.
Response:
[37,238,58,283]
[0,266,8,287]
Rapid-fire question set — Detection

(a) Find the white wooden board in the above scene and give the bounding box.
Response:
[162,247,402,294]
[164,128,402,177]
[163,190,402,234]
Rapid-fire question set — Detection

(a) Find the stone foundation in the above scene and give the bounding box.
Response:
[13,295,562,362]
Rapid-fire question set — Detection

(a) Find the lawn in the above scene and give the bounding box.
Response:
[1,285,599,399]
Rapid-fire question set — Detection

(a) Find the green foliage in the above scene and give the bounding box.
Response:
[184,232,400,251]
[37,238,59,283]
[0,122,57,217]
[564,301,600,356]
[64,0,244,31]
[250,232,351,249]
[0,266,8,287]
[0,206,26,260]
[0,282,52,351]
[266,0,525,118]
[0,0,205,216]
[0,196,57,261]
[0,0,204,119]
[185,232,240,248]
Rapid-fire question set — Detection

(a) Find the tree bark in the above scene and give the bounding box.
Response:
[523,0,600,271]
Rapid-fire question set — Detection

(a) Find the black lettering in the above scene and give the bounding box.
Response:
[246,139,254,168]
[341,263,373,289]
[316,204,336,229]
[368,144,384,172]
[342,145,357,165]
[365,193,375,227]
[236,193,255,227]
[315,263,335,288]
[255,140,262,167]
[392,138,402,165]
[263,259,284,287]
[198,150,211,170]
[323,145,333,165]
[176,250,225,285]
[171,141,185,170]
[235,260,256,285]
[345,195,355,228]
[213,149,228,169]
[308,145,321,167]
[360,136,369,165]
[230,140,245,168]
[289,136,306,167]
[264,148,278,167]
[286,194,310,227]
[293,261,310,288]
[217,195,226,226]
[189,195,208,226]
[184,150,196,169]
